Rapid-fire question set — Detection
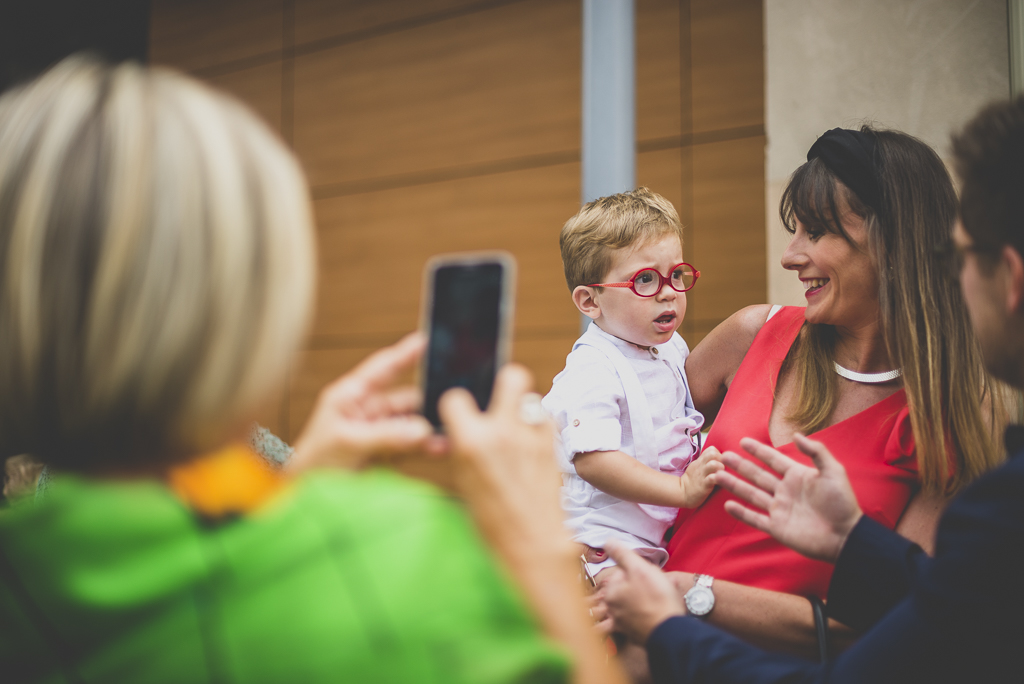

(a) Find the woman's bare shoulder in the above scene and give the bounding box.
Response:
[694,305,774,362]
[686,304,774,419]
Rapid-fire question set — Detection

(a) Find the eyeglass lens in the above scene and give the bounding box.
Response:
[633,266,695,296]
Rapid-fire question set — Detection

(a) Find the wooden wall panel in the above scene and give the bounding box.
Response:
[149,0,283,74]
[293,0,580,190]
[637,147,684,235]
[150,0,767,440]
[690,0,764,134]
[637,0,682,143]
[689,134,767,332]
[288,348,377,438]
[310,162,580,347]
[513,334,581,395]
[294,0,488,46]
[207,62,284,134]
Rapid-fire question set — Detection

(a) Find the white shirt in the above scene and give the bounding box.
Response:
[542,322,704,563]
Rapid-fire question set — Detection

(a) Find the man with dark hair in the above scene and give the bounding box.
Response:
[601,97,1024,683]
[955,96,1024,265]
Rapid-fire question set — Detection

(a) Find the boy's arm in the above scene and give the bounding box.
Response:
[574,448,723,509]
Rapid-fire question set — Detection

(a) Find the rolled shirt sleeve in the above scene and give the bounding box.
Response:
[543,346,627,462]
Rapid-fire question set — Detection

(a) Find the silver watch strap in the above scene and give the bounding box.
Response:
[693,574,714,589]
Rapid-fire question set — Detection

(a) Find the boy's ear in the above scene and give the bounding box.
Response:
[572,286,601,320]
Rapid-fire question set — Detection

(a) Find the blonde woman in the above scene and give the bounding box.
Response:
[595,127,1004,664]
[0,57,622,684]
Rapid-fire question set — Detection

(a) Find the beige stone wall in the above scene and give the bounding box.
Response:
[764,0,1010,306]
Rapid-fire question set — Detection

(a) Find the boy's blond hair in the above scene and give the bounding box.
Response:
[559,187,684,291]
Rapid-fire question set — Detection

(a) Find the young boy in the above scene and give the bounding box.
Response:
[542,187,723,575]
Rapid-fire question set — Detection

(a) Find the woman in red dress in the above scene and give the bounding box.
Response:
[605,127,1005,663]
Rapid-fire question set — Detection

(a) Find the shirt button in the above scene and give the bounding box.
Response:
[651,347,659,355]
[573,419,580,427]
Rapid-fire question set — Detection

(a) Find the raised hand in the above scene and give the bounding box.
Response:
[439,367,628,684]
[438,364,566,570]
[712,434,863,563]
[288,333,436,473]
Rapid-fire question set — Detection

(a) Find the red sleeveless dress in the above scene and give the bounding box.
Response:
[663,306,919,598]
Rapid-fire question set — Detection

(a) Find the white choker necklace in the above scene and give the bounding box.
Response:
[833,362,902,384]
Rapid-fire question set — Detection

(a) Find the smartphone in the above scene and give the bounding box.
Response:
[420,252,516,430]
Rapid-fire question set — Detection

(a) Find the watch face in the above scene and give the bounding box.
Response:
[685,586,715,616]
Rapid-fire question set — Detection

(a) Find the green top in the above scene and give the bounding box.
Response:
[0,469,567,683]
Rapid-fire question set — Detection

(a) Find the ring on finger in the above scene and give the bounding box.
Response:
[519,392,548,426]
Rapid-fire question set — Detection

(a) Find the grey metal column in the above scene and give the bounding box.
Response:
[1011,0,1024,96]
[581,0,636,331]
[582,0,636,203]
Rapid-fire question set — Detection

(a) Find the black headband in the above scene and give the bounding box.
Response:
[806,128,882,216]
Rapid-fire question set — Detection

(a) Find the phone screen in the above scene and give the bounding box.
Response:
[422,261,506,428]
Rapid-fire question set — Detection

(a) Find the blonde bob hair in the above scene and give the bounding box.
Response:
[559,187,684,291]
[0,56,315,470]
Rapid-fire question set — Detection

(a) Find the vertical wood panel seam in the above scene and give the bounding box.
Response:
[679,0,694,336]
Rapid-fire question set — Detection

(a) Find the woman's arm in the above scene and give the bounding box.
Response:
[599,545,857,661]
[686,305,772,422]
[658,489,947,657]
[664,572,857,658]
[440,366,628,684]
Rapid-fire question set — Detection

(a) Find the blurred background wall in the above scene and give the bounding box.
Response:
[765,0,1011,306]
[2,1,1013,443]
[148,0,766,441]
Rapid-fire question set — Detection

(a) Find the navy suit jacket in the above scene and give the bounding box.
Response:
[646,426,1024,683]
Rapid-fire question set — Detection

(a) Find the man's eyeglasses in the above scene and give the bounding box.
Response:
[586,262,700,297]
[935,240,1000,277]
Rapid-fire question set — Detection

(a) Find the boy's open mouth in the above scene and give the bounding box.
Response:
[654,312,677,332]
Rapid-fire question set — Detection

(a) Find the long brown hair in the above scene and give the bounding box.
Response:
[779,127,1004,495]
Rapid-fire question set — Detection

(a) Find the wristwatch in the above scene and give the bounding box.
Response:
[684,574,715,617]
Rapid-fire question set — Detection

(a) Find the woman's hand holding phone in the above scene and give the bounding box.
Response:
[288,333,438,474]
[440,366,628,684]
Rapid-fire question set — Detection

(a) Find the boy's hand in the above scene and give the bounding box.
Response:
[677,446,724,508]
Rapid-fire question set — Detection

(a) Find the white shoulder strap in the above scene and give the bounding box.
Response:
[574,327,659,469]
[660,334,703,439]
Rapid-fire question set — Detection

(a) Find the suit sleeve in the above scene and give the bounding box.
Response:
[825,515,927,630]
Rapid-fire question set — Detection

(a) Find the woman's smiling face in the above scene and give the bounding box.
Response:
[781,211,880,331]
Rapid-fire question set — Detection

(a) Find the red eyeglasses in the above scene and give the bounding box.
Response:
[587,262,700,297]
